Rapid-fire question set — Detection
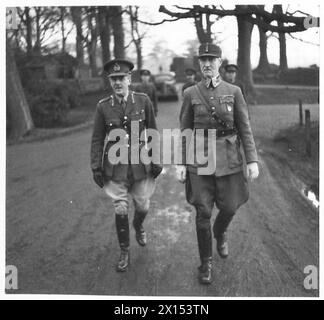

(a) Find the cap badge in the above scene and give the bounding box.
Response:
[226,104,232,112]
[205,43,209,52]
[113,63,121,72]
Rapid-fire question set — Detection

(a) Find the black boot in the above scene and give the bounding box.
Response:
[115,214,130,272]
[116,248,130,272]
[196,227,212,263]
[133,211,147,247]
[196,227,213,284]
[213,210,234,259]
[198,257,212,284]
[216,232,228,259]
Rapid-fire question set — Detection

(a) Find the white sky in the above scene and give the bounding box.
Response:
[137,4,320,71]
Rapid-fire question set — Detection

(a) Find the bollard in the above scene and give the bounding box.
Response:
[305,109,311,157]
[299,99,303,126]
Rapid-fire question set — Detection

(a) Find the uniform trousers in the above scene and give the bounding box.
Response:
[186,170,249,261]
[104,170,156,250]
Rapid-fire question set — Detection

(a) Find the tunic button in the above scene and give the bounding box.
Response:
[109,123,112,126]
[139,119,142,122]
[124,116,127,119]
[125,134,129,138]
[210,97,214,100]
[126,144,130,148]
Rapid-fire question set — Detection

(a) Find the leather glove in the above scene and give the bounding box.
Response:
[93,169,104,188]
[176,165,187,183]
[247,162,259,181]
[151,163,163,179]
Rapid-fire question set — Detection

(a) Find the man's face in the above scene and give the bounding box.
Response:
[109,74,131,97]
[141,75,150,83]
[186,74,195,82]
[224,71,236,83]
[199,56,222,79]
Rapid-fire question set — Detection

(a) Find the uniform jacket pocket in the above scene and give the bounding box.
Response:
[225,134,243,169]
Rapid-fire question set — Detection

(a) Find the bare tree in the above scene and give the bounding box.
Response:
[110,6,125,59]
[6,37,34,139]
[128,6,147,69]
[236,5,255,96]
[135,5,319,95]
[84,7,99,76]
[58,7,74,53]
[255,5,270,73]
[71,6,84,65]
[273,5,288,72]
[98,6,111,65]
[194,6,215,43]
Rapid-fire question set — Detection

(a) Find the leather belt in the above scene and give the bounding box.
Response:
[198,128,237,138]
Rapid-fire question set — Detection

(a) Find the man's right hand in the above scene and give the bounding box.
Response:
[93,170,104,188]
[176,165,187,183]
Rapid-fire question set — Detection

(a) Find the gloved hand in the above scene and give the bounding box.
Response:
[247,162,259,181]
[93,169,104,188]
[176,165,187,183]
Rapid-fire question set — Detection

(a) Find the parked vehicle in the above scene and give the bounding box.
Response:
[153,73,178,100]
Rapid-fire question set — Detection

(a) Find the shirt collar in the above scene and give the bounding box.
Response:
[204,75,221,89]
[115,91,129,104]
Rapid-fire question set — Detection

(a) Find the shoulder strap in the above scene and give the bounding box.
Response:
[194,84,236,130]
[194,84,223,122]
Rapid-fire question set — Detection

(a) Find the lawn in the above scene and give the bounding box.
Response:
[250,87,319,105]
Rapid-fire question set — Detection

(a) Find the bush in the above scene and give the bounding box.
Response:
[278,68,319,86]
[25,81,79,127]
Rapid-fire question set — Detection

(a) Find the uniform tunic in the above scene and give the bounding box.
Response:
[179,80,258,176]
[90,91,158,182]
[134,82,158,116]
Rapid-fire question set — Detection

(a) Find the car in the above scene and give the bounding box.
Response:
[153,73,179,100]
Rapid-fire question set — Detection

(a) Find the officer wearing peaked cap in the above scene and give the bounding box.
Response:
[223,64,247,103]
[134,69,158,117]
[182,68,197,95]
[177,43,259,284]
[91,58,162,272]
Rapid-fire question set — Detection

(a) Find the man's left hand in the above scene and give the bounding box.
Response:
[247,162,259,181]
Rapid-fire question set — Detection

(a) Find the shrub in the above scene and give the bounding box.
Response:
[25,81,76,127]
[278,68,319,86]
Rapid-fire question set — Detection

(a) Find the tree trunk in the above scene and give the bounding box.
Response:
[236,8,255,97]
[60,7,66,53]
[33,7,41,54]
[256,24,270,73]
[71,6,84,65]
[24,7,32,55]
[135,42,142,70]
[6,39,34,139]
[98,7,111,64]
[111,6,125,59]
[194,14,213,43]
[87,8,98,77]
[274,5,288,72]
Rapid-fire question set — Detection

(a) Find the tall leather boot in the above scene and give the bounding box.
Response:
[133,210,147,247]
[115,214,130,272]
[213,210,234,259]
[196,227,213,284]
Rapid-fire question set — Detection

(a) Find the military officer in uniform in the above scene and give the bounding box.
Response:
[223,64,247,102]
[91,59,162,272]
[135,69,158,117]
[177,43,259,284]
[182,68,197,95]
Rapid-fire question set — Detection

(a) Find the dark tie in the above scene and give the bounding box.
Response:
[120,99,126,110]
